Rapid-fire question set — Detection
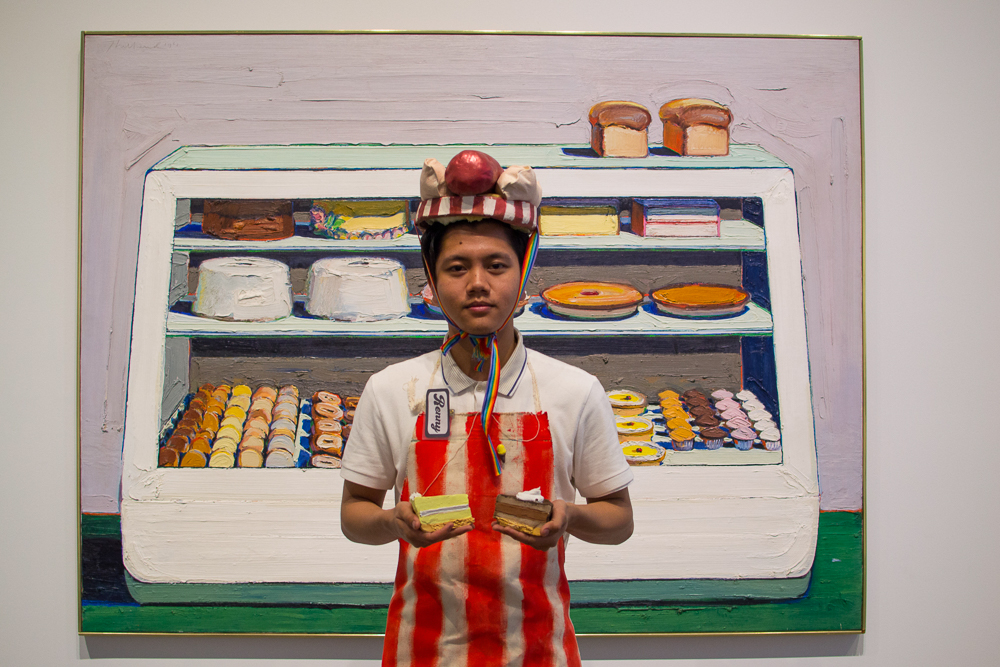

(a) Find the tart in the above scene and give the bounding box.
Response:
[615,416,655,442]
[622,443,666,466]
[650,283,750,318]
[606,389,648,416]
[541,282,643,320]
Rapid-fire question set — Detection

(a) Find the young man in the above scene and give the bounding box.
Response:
[340,151,633,667]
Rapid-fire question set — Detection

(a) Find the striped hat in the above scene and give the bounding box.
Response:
[414,150,542,233]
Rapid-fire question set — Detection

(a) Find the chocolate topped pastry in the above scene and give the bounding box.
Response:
[688,405,716,418]
[202,199,295,241]
[694,414,721,428]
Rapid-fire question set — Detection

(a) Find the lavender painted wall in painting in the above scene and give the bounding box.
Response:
[81,33,862,512]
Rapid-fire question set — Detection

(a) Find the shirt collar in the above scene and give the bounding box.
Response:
[441,330,528,398]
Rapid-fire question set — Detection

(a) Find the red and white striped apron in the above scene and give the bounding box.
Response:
[382,410,580,667]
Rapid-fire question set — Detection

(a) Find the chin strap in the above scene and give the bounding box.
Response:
[423,231,540,476]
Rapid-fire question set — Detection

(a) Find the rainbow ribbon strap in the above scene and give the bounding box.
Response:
[428,231,540,476]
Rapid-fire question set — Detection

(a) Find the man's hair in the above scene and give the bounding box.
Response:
[419,219,530,281]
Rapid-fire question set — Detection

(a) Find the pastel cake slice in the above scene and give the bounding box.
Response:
[494,494,554,536]
[410,494,474,532]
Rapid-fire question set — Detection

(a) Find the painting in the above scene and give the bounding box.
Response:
[80,32,864,636]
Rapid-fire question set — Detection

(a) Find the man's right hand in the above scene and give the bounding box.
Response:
[390,501,473,548]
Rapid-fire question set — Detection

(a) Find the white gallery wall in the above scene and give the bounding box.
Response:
[1,0,998,665]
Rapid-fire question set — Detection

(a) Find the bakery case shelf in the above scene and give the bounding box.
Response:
[172,219,765,253]
[165,301,774,338]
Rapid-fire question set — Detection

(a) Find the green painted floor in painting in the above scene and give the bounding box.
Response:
[81,512,862,634]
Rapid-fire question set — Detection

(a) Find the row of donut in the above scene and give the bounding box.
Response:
[190,255,752,324]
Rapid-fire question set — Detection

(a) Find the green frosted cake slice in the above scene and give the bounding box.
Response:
[410,494,474,532]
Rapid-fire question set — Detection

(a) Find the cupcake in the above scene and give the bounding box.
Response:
[721,407,747,421]
[700,426,728,450]
[666,416,691,431]
[693,414,721,429]
[735,389,757,402]
[731,426,757,451]
[658,389,681,402]
[754,419,778,433]
[759,428,782,451]
[748,408,773,422]
[714,398,740,412]
[742,398,766,411]
[669,427,696,451]
[710,389,733,401]
[726,417,753,431]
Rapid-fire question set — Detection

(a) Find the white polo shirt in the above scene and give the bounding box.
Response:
[341,332,633,502]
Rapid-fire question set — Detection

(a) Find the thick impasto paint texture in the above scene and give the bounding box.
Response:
[80,33,863,636]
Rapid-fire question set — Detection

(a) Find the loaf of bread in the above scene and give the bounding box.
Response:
[588,101,651,157]
[658,99,732,156]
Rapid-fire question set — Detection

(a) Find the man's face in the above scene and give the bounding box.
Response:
[432,221,522,337]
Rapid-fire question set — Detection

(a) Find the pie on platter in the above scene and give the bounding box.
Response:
[649,283,751,318]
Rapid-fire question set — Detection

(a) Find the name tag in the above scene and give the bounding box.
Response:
[424,389,450,439]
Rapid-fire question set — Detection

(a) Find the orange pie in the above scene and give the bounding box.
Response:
[541,282,643,320]
[650,283,750,318]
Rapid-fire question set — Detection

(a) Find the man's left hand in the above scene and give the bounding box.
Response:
[492,499,571,551]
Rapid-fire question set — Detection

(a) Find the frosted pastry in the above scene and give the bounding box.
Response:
[759,428,782,451]
[306,257,410,322]
[201,199,294,240]
[310,200,410,240]
[731,427,757,451]
[193,257,293,322]
[700,426,728,450]
[669,427,696,451]
[711,389,733,401]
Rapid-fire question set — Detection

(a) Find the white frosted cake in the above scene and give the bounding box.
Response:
[306,257,410,322]
[193,257,293,322]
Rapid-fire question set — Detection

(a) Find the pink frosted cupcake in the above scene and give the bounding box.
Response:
[715,398,740,412]
[731,426,757,451]
[711,389,733,401]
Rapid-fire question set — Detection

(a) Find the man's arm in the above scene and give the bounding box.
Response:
[493,487,633,551]
[341,480,473,548]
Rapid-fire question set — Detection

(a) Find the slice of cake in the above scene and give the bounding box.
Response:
[310,200,410,240]
[538,198,620,236]
[494,488,554,536]
[410,494,474,532]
